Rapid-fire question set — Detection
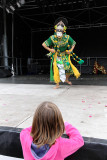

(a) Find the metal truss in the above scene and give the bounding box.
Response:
[21,15,53,26]
[18,3,107,31]
[1,0,107,31]
[16,0,107,11]
[31,23,107,32]
[68,23,107,29]
[16,5,107,16]
[1,0,107,13]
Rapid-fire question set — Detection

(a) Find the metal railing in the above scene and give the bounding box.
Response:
[26,57,107,74]
[0,56,107,75]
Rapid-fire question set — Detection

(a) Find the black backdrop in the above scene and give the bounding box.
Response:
[32,27,107,59]
[0,9,107,60]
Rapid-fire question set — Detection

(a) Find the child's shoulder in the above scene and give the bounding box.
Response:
[20,126,32,138]
[20,126,33,145]
[21,126,32,132]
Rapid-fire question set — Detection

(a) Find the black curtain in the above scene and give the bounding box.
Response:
[32,27,107,58]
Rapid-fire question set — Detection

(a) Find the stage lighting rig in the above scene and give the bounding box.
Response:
[5,0,26,13]
[6,6,11,13]
[16,0,25,8]
[9,4,15,11]
[16,2,21,7]
[5,3,15,14]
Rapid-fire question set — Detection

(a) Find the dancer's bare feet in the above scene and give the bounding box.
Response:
[65,80,72,85]
[53,85,60,89]
[65,74,72,85]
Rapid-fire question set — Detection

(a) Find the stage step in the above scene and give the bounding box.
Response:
[0,155,23,160]
[0,127,107,160]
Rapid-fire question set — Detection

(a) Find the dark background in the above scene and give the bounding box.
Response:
[5,12,107,60]
[32,27,107,59]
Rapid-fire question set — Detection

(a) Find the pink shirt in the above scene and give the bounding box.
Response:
[20,122,84,160]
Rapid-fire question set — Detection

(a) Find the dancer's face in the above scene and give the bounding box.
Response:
[56,21,64,38]
[56,31,63,38]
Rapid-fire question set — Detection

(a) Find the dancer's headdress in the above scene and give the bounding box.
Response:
[54,17,68,27]
[54,17,68,32]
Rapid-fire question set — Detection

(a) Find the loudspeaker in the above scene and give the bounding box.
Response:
[0,69,12,78]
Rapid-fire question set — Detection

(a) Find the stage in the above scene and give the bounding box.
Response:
[0,74,107,85]
[0,75,107,139]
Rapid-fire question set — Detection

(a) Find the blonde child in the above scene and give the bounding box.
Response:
[20,101,84,160]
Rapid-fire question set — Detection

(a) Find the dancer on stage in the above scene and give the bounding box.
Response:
[42,17,84,89]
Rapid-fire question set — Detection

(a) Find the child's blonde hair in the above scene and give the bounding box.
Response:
[31,101,64,147]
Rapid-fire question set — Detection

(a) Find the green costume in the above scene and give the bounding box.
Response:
[44,33,84,83]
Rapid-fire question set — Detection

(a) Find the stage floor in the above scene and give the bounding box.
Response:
[0,79,107,139]
[0,74,107,85]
